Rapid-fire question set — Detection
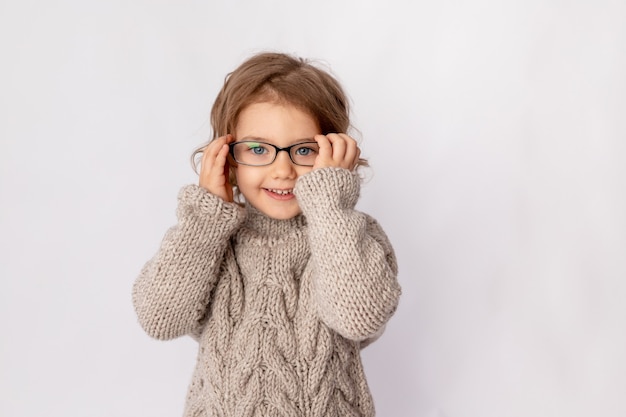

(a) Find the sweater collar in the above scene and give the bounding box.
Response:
[242,202,307,238]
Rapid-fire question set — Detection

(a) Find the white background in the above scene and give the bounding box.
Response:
[1,1,625,416]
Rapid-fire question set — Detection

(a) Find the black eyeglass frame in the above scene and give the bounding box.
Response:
[228,140,319,167]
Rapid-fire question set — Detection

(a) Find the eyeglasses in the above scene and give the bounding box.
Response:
[228,141,319,167]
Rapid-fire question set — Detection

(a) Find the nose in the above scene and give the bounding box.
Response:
[271,150,296,179]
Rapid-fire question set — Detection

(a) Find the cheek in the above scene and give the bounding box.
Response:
[233,168,244,188]
[234,166,260,188]
[295,166,313,177]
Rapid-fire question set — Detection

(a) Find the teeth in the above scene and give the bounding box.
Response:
[269,189,292,195]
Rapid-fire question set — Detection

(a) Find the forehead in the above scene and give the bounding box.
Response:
[235,102,320,144]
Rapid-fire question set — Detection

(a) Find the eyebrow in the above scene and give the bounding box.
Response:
[237,136,316,144]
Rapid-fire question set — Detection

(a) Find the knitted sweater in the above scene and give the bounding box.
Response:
[133,167,401,417]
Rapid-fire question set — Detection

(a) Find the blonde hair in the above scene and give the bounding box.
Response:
[191,52,367,178]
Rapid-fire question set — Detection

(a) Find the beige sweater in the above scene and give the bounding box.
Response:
[133,167,401,417]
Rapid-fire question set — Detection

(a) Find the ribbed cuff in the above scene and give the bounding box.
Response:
[294,167,360,212]
[177,184,245,228]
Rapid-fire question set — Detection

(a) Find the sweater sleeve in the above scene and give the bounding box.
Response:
[132,184,246,340]
[294,167,401,342]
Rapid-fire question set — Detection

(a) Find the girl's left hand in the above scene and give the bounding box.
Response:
[312,133,361,171]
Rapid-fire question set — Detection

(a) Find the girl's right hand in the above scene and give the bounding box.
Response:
[199,135,234,202]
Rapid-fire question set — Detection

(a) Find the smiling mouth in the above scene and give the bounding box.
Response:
[266,188,293,195]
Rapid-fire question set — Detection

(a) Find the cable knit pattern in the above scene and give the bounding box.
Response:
[133,167,401,417]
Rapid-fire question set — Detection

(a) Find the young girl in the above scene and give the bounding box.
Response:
[133,52,401,417]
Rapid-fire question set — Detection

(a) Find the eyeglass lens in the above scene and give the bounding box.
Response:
[231,142,319,166]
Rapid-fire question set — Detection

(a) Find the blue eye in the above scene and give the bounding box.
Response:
[252,146,266,155]
[246,143,269,155]
[294,144,319,156]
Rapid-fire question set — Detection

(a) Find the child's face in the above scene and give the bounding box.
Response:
[234,102,320,220]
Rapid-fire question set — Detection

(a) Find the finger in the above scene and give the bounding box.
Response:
[208,144,230,186]
[201,136,229,171]
[353,146,361,170]
[199,137,230,193]
[330,133,360,169]
[326,133,346,163]
[314,134,333,160]
[213,143,229,172]
[201,146,233,201]
[223,134,238,166]
[200,145,217,181]
[201,137,223,164]
[337,134,359,169]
